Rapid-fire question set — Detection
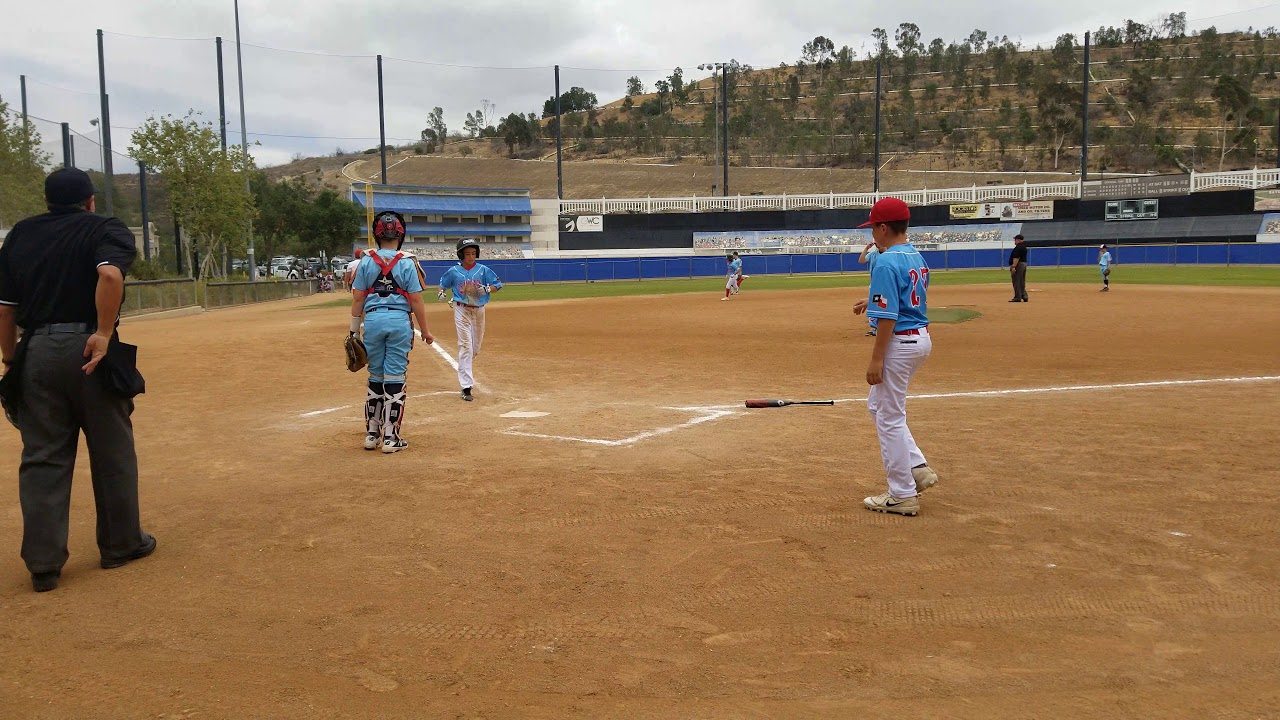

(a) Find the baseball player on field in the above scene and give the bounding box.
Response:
[438,238,502,401]
[853,197,939,517]
[1098,244,1112,292]
[733,251,748,287]
[722,253,742,300]
[349,211,434,453]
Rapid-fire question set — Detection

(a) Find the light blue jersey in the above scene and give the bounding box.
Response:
[440,263,502,307]
[865,247,880,272]
[866,244,930,332]
[1099,251,1112,268]
[353,249,424,314]
[728,258,742,277]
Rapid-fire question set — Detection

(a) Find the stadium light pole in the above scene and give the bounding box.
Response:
[217,37,227,154]
[874,59,882,193]
[19,75,28,137]
[377,54,388,184]
[721,64,729,196]
[233,0,257,281]
[96,29,114,214]
[1081,30,1091,191]
[699,63,730,195]
[555,65,564,199]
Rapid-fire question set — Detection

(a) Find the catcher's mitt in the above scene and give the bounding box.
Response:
[344,333,368,372]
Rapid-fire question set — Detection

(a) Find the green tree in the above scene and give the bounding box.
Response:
[626,76,643,96]
[542,87,598,118]
[0,96,49,230]
[497,113,536,155]
[1037,81,1079,168]
[1211,75,1261,169]
[249,172,309,268]
[130,112,255,280]
[302,189,362,260]
[424,107,447,152]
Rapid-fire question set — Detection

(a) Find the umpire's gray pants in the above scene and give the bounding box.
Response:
[16,333,144,574]
[1011,261,1028,300]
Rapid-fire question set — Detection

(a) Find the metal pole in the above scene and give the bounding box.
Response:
[217,37,227,154]
[96,29,114,214]
[234,0,257,281]
[1275,98,1279,168]
[69,134,76,167]
[722,64,729,196]
[377,54,387,184]
[555,65,564,199]
[139,162,152,261]
[19,75,28,137]
[1081,31,1091,185]
[174,217,183,275]
[874,60,882,192]
[60,124,71,169]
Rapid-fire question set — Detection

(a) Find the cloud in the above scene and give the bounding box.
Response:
[2,0,1277,167]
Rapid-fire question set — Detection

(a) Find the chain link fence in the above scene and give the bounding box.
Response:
[203,279,317,309]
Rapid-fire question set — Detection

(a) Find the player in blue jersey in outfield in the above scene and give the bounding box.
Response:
[722,253,744,300]
[438,238,503,401]
[853,197,939,517]
[1098,244,1112,292]
[350,211,434,453]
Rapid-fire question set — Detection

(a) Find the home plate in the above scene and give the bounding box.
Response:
[501,411,550,418]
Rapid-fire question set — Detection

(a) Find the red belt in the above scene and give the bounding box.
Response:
[894,328,926,336]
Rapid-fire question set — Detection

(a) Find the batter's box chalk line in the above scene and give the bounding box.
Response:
[501,406,742,447]
[498,374,1280,448]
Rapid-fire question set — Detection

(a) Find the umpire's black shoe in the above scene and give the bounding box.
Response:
[461,387,474,401]
[32,571,60,593]
[1009,298,1021,302]
[101,533,158,570]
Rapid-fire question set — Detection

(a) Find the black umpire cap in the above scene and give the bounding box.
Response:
[45,167,97,206]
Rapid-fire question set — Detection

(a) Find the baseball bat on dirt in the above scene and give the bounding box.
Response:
[745,399,836,408]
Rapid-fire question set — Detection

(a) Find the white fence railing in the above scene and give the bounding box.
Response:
[560,168,1280,216]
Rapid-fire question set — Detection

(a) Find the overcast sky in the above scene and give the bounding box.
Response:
[3,0,1279,168]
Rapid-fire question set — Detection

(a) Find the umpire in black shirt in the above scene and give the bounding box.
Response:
[0,167,156,593]
[1008,233,1029,302]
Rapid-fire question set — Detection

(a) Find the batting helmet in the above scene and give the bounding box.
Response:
[373,211,407,249]
[457,238,481,260]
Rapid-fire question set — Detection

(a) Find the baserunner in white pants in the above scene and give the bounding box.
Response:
[853,197,940,517]
[437,238,502,401]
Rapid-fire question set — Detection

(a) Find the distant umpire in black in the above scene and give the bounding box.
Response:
[0,167,155,593]
[1008,233,1029,302]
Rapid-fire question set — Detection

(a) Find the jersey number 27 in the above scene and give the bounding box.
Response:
[907,267,929,307]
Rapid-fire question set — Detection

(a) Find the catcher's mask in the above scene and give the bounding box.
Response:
[373,211,407,249]
[457,238,481,261]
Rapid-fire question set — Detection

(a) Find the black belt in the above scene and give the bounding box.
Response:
[366,307,408,313]
[29,322,95,336]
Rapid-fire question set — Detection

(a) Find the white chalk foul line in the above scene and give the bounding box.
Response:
[503,374,1280,448]
[296,391,457,418]
[502,408,739,447]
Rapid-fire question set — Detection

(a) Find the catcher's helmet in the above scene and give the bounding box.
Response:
[457,238,481,260]
[373,211,407,249]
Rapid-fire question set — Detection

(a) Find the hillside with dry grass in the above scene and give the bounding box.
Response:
[268,18,1280,198]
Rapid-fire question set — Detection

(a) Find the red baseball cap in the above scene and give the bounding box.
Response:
[857,197,911,228]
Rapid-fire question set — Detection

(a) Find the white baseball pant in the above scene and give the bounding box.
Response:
[867,328,932,498]
[453,303,485,389]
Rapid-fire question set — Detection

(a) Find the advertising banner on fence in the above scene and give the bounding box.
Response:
[559,215,603,232]
[1256,189,1280,212]
[693,223,1022,252]
[949,201,1053,221]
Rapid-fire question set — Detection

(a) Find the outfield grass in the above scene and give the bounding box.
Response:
[314,265,1278,307]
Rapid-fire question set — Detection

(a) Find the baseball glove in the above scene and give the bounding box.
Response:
[344,333,368,372]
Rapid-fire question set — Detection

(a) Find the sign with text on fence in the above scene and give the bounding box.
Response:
[560,215,603,232]
[1080,174,1191,201]
[949,201,1053,221]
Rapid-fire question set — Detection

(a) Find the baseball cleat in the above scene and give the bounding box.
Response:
[382,437,408,453]
[912,465,939,494]
[364,434,381,450]
[864,492,919,516]
[461,387,474,401]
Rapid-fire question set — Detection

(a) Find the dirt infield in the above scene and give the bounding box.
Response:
[2,282,1279,719]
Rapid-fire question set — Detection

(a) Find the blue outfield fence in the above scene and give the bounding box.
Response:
[415,242,1280,285]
